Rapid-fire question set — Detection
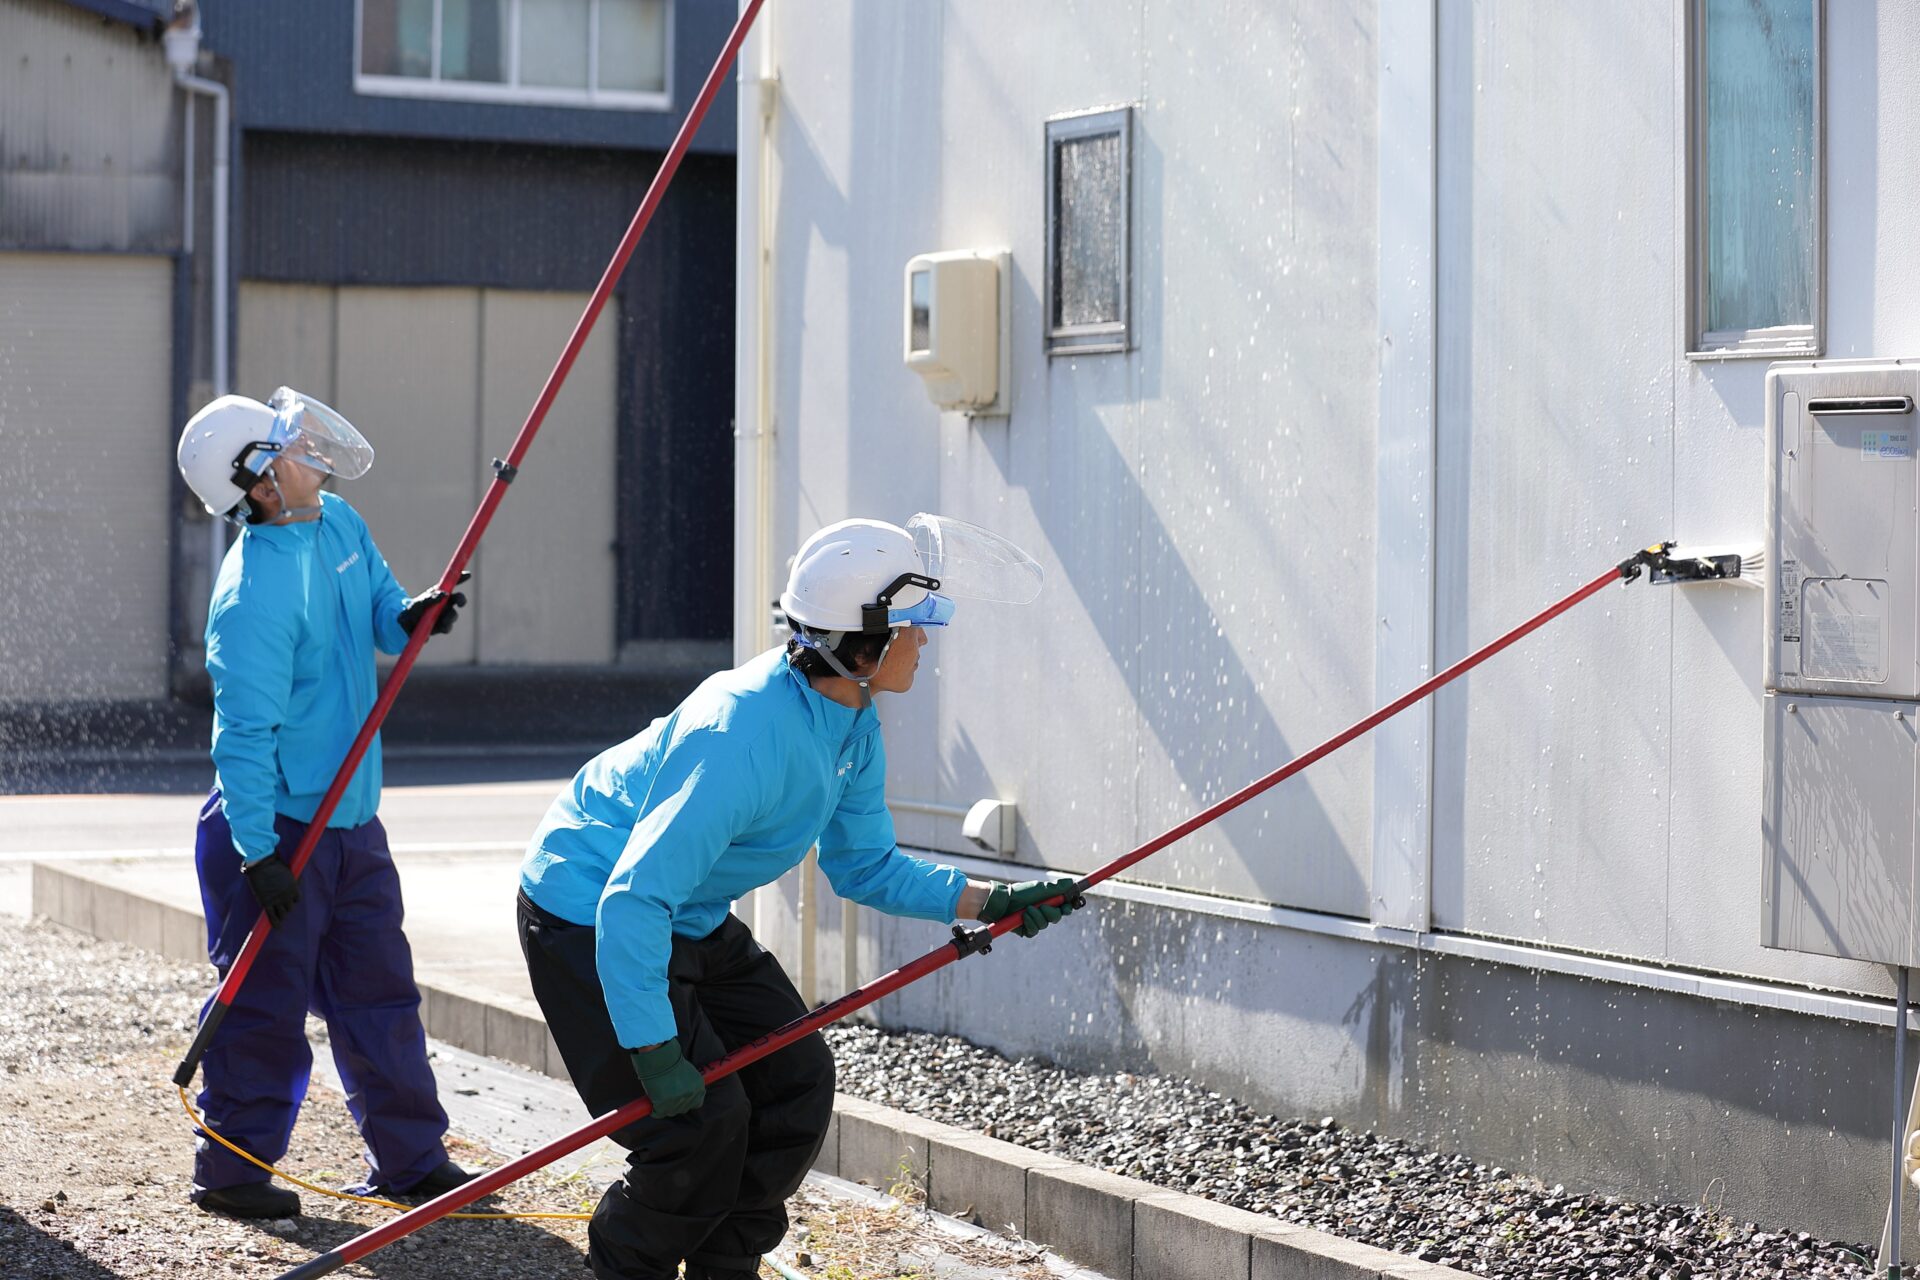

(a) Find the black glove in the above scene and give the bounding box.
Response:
[629,1041,707,1117]
[241,854,301,927]
[399,570,471,637]
[978,876,1082,938]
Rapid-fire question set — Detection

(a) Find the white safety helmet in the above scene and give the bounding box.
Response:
[779,515,1045,698]
[176,387,374,523]
[780,519,955,637]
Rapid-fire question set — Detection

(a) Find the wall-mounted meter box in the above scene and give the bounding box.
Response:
[1762,359,1920,965]
[904,249,1009,416]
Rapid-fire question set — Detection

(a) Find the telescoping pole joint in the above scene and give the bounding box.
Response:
[950,924,994,958]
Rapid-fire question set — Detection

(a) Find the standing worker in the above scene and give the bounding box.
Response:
[175,389,474,1219]
[519,515,1076,1280]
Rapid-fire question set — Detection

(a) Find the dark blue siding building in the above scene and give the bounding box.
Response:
[202,0,737,652]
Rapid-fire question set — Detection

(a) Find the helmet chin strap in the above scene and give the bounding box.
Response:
[801,627,899,710]
[263,460,323,523]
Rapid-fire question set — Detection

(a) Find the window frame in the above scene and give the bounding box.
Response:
[1044,105,1134,357]
[1686,0,1823,360]
[353,0,674,112]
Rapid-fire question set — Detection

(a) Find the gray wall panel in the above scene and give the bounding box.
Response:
[1130,0,1377,913]
[1431,3,1675,958]
[0,253,174,702]
[0,0,180,253]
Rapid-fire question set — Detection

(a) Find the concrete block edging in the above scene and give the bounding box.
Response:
[32,862,1472,1280]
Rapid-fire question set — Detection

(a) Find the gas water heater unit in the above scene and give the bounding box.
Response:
[903,250,1009,416]
[1762,359,1920,966]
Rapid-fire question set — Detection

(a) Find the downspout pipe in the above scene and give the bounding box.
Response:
[167,14,233,605]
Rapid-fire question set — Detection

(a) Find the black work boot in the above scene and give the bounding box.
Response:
[370,1159,474,1202]
[195,1181,301,1219]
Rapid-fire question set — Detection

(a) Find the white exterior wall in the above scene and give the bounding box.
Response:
[740,0,1380,916]
[739,3,1920,1235]
[741,0,1920,1014]
[1430,2,1920,1001]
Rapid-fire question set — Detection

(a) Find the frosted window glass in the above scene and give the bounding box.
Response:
[361,0,433,78]
[1053,131,1124,329]
[443,0,507,83]
[1704,0,1815,334]
[598,0,668,94]
[521,0,590,88]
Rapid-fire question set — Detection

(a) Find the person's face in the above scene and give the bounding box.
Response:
[247,456,326,521]
[866,625,928,694]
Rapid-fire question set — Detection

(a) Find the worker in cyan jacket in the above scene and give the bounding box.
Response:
[175,389,473,1219]
[519,515,1075,1280]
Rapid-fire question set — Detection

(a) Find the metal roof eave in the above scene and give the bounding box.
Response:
[59,0,166,34]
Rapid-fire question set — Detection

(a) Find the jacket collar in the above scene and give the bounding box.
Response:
[779,651,880,749]
[241,516,319,547]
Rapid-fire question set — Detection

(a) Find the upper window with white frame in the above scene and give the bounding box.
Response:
[1045,106,1133,357]
[358,0,672,111]
[1689,0,1820,357]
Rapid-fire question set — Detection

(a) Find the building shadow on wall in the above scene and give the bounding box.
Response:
[979,254,1367,918]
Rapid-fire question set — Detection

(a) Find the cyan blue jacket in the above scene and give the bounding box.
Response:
[205,492,411,864]
[520,647,968,1048]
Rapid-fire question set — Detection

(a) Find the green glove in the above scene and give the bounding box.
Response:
[629,1041,706,1117]
[978,876,1082,938]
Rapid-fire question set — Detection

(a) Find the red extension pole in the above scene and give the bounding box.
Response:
[174,0,770,1090]
[273,554,1651,1277]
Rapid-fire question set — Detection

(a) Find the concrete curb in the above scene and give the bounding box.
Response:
[33,860,1474,1280]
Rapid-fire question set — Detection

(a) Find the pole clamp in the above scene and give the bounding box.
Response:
[950,924,994,958]
[492,457,520,484]
[1619,540,1747,586]
[1617,541,1675,583]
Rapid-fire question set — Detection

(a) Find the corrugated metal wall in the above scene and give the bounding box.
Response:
[0,253,175,702]
[236,282,618,665]
[239,132,735,646]
[0,0,179,252]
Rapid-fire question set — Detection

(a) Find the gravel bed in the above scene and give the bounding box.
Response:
[825,1023,1879,1280]
[0,916,595,1279]
[0,915,1078,1280]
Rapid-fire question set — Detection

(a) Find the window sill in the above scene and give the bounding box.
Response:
[354,75,671,113]
[1686,343,1822,363]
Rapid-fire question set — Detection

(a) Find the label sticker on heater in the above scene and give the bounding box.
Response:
[1779,559,1800,642]
[1806,612,1883,679]
[1800,577,1888,683]
[1861,430,1912,460]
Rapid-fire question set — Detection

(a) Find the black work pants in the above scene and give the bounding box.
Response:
[517,891,835,1280]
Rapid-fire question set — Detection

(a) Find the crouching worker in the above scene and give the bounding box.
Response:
[175,390,473,1218]
[519,515,1074,1280]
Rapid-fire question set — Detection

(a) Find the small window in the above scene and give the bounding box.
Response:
[1045,106,1132,356]
[357,0,671,110]
[1689,0,1820,357]
[908,269,932,354]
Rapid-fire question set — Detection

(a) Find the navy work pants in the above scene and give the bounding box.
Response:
[518,891,835,1280]
[192,790,449,1195]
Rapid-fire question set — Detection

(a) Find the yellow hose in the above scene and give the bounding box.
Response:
[177,1085,591,1221]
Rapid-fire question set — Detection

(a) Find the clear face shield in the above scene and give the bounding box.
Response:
[792,514,1044,705]
[227,389,376,524]
[263,387,375,480]
[906,513,1045,606]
